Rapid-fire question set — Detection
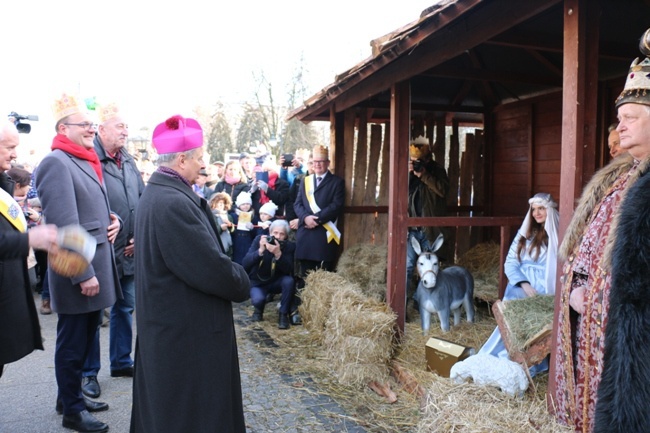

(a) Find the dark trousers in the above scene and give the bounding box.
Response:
[296,259,334,289]
[250,276,295,314]
[55,310,102,415]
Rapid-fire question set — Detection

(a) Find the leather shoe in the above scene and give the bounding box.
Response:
[110,366,134,377]
[62,409,108,433]
[56,397,109,414]
[81,376,101,398]
[278,313,290,329]
[290,311,302,326]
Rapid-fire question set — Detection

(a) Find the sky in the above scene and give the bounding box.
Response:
[1,0,437,162]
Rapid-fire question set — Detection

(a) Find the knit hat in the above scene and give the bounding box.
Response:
[152,115,203,154]
[409,135,431,159]
[616,28,650,108]
[259,201,278,218]
[235,191,252,207]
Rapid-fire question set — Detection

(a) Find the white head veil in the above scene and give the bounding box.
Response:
[518,192,559,295]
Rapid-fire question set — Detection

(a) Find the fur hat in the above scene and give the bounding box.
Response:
[259,201,278,218]
[152,115,203,155]
[235,191,252,207]
[616,28,650,108]
[409,135,431,159]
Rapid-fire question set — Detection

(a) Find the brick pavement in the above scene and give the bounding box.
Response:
[0,295,366,433]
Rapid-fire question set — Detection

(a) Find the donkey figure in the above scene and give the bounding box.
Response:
[412,234,475,333]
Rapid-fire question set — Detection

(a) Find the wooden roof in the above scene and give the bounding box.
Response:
[288,0,649,124]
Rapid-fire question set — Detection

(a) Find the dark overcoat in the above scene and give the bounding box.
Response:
[594,168,650,432]
[94,136,145,277]
[294,172,345,262]
[34,148,121,314]
[130,171,250,433]
[0,173,43,367]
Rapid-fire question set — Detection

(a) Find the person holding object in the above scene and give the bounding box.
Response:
[0,120,58,378]
[35,93,121,433]
[130,115,249,433]
[478,193,558,375]
[244,219,296,329]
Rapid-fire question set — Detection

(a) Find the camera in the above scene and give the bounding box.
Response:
[412,159,424,172]
[282,154,294,168]
[265,235,276,244]
[8,112,39,134]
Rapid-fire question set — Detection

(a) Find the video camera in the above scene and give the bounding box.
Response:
[8,111,39,134]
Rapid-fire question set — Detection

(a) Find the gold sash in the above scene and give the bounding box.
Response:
[0,188,27,233]
[304,174,340,244]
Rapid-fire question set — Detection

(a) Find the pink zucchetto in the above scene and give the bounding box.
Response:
[152,115,203,155]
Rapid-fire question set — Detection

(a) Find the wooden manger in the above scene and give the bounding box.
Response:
[492,296,554,389]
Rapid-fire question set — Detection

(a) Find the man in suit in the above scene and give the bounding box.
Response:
[81,103,145,399]
[293,144,345,324]
[35,93,121,433]
[0,121,57,378]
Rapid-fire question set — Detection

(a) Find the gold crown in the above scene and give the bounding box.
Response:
[97,102,120,124]
[409,135,431,159]
[52,93,82,122]
[312,144,329,160]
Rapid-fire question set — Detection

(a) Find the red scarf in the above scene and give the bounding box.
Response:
[51,134,103,183]
[259,171,277,205]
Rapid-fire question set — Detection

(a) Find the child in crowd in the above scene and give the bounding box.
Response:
[255,201,278,238]
[231,191,256,265]
[209,192,234,258]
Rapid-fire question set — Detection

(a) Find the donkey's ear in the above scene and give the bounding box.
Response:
[410,235,422,255]
[430,233,444,253]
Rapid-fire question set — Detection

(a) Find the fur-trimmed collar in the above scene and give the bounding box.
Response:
[559,153,650,269]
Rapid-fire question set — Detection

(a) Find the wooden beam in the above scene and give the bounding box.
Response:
[548,0,593,413]
[332,0,562,114]
[386,81,410,335]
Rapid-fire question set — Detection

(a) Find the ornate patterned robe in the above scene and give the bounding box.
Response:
[553,154,648,432]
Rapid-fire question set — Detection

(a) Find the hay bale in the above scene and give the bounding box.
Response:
[336,243,387,301]
[299,269,352,342]
[457,242,500,302]
[323,286,397,387]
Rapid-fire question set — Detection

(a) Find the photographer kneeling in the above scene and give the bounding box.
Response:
[243,219,296,329]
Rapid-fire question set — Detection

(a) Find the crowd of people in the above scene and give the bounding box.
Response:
[3,30,650,433]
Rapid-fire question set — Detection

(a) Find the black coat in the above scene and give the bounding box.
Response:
[243,235,295,286]
[131,171,249,433]
[594,168,650,432]
[0,173,43,366]
[94,137,145,277]
[294,172,345,262]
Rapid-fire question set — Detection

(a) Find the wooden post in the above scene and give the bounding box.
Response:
[387,81,410,334]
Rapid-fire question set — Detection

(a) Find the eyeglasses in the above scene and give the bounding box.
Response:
[312,160,328,164]
[64,122,97,130]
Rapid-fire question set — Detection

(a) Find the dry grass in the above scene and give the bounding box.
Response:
[336,243,388,301]
[243,266,571,432]
[457,242,500,303]
[501,295,555,352]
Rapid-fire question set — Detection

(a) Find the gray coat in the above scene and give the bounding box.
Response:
[35,148,121,314]
[94,136,145,277]
[130,171,250,433]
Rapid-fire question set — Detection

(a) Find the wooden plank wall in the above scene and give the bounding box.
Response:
[491,92,562,217]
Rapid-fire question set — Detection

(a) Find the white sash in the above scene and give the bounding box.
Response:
[304,174,340,244]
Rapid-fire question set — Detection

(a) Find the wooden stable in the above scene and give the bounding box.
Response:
[287,0,650,405]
